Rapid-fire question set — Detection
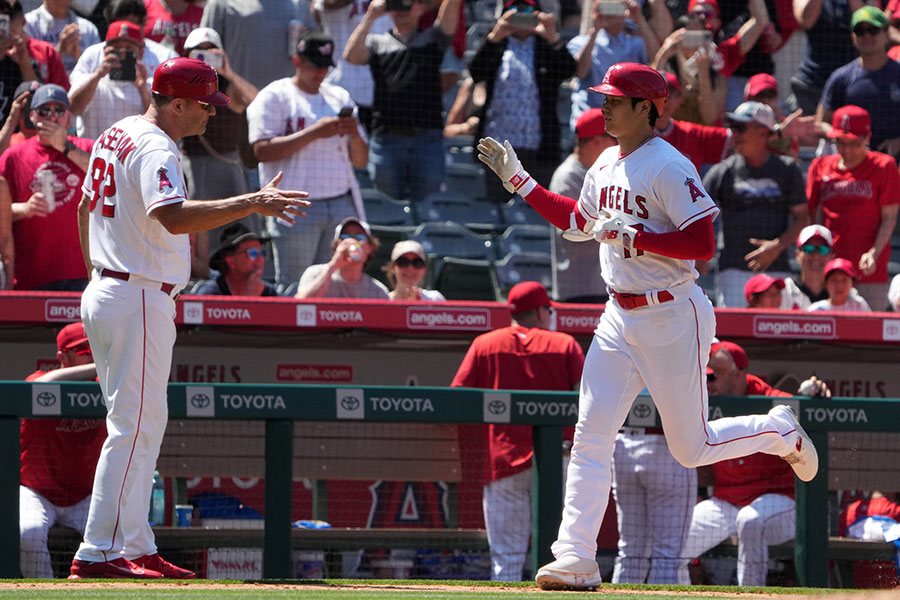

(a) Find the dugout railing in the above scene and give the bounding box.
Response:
[1,382,898,585]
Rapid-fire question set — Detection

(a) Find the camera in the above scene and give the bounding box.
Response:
[189,49,224,69]
[681,30,713,48]
[108,48,137,81]
[507,11,540,28]
[595,0,626,16]
[385,0,414,11]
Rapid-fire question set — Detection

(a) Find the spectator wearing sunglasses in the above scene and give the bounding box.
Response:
[816,7,900,160]
[808,257,872,312]
[0,82,92,291]
[189,223,277,297]
[295,216,389,299]
[384,240,445,301]
[780,224,835,310]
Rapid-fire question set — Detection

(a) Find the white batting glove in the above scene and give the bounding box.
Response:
[562,211,596,242]
[594,210,638,250]
[477,137,535,195]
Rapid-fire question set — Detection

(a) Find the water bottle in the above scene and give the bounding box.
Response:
[149,471,165,525]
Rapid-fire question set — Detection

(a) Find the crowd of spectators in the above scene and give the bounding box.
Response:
[1,0,900,303]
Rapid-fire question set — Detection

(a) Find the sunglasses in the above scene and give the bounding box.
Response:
[36,106,67,117]
[245,248,267,260]
[340,233,369,243]
[513,4,535,12]
[691,9,717,19]
[396,256,425,268]
[800,244,830,255]
[195,100,214,112]
[853,24,883,36]
[706,372,717,382]
[728,122,747,133]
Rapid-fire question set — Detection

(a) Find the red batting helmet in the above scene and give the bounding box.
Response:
[590,62,668,114]
[151,58,230,106]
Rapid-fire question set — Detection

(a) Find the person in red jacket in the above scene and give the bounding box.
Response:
[451,281,584,581]
[678,341,828,586]
[20,322,103,578]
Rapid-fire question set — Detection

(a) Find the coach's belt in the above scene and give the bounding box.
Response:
[612,289,675,310]
[100,268,177,296]
[619,427,664,436]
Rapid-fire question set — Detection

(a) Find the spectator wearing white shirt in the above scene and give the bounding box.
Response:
[808,258,872,313]
[24,0,100,74]
[780,224,834,311]
[248,30,368,293]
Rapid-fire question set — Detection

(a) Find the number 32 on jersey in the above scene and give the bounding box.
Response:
[88,157,116,217]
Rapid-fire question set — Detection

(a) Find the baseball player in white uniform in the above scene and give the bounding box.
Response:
[71,57,309,579]
[477,62,819,591]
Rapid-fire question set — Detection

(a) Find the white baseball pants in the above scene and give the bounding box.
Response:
[611,433,696,584]
[483,469,532,581]
[76,275,177,562]
[679,494,795,586]
[19,486,91,577]
[551,282,799,561]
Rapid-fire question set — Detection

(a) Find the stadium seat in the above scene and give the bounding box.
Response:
[361,188,416,227]
[367,225,417,287]
[502,195,546,227]
[443,162,486,201]
[494,251,553,296]
[432,257,500,302]
[495,224,552,258]
[416,191,502,234]
[411,221,495,260]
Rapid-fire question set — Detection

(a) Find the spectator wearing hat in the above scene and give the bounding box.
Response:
[468,0,575,204]
[702,100,807,307]
[780,224,835,310]
[189,223,277,297]
[142,0,202,55]
[566,0,666,131]
[549,108,615,304]
[295,216,389,299]
[0,0,69,127]
[451,281,584,581]
[0,82,93,291]
[806,105,900,311]
[24,0,100,74]
[179,26,260,278]
[816,6,900,160]
[249,30,368,294]
[344,0,463,202]
[383,239,445,301]
[808,257,872,312]
[652,0,768,125]
[742,73,816,156]
[103,0,179,64]
[744,273,784,308]
[20,321,103,578]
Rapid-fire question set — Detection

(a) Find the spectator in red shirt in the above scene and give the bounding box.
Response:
[0,83,92,291]
[142,0,202,55]
[806,105,900,312]
[839,491,900,588]
[451,281,584,581]
[678,340,828,586]
[20,322,104,578]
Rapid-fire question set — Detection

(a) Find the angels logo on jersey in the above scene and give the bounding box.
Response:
[684,177,705,202]
[157,166,173,192]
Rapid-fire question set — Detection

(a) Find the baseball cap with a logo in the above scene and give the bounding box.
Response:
[825,257,858,280]
[827,105,871,140]
[743,73,777,100]
[508,281,554,313]
[31,83,70,110]
[184,27,223,51]
[724,101,777,132]
[851,5,889,30]
[296,30,335,68]
[333,216,372,243]
[106,20,143,46]
[575,108,606,139]
[743,273,785,305]
[796,224,834,249]
[57,322,91,355]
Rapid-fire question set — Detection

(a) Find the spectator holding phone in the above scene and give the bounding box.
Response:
[248,30,369,293]
[24,0,101,74]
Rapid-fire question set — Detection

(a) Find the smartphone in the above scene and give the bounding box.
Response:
[108,49,137,81]
[21,90,35,129]
[596,0,627,16]
[508,11,540,28]
[385,0,413,11]
[338,107,354,118]
[189,49,224,69]
[0,15,9,39]
[681,30,713,48]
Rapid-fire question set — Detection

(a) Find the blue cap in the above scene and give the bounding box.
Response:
[31,84,70,110]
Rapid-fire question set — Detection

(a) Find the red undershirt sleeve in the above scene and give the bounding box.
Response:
[632,216,716,260]
[521,185,587,231]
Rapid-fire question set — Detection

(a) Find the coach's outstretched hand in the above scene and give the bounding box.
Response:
[255,171,311,224]
[477,137,530,194]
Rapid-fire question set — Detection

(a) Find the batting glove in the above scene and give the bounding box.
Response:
[477,137,535,195]
[594,210,638,250]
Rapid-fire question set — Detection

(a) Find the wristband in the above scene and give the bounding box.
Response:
[63,140,77,157]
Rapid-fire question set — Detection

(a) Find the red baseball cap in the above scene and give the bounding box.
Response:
[710,340,748,370]
[744,273,785,305]
[575,108,606,139]
[827,105,871,140]
[743,73,777,100]
[825,257,857,280]
[508,281,553,313]
[664,71,681,93]
[504,0,536,8]
[688,0,720,15]
[106,20,143,46]
[56,322,91,354]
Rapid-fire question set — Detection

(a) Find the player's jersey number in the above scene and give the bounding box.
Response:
[623,224,644,259]
[88,158,117,217]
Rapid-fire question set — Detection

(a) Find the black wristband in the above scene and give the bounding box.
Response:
[63,140,76,156]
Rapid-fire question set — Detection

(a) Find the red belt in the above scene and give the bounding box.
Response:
[101,268,176,295]
[614,290,675,310]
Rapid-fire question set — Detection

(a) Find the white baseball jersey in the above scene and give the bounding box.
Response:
[577,136,719,293]
[247,79,365,198]
[81,115,190,284]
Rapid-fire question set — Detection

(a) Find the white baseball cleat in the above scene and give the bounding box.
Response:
[770,404,818,482]
[535,554,602,591]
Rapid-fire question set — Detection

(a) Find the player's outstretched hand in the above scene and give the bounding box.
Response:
[477,137,529,194]
[254,171,311,225]
[594,209,637,250]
